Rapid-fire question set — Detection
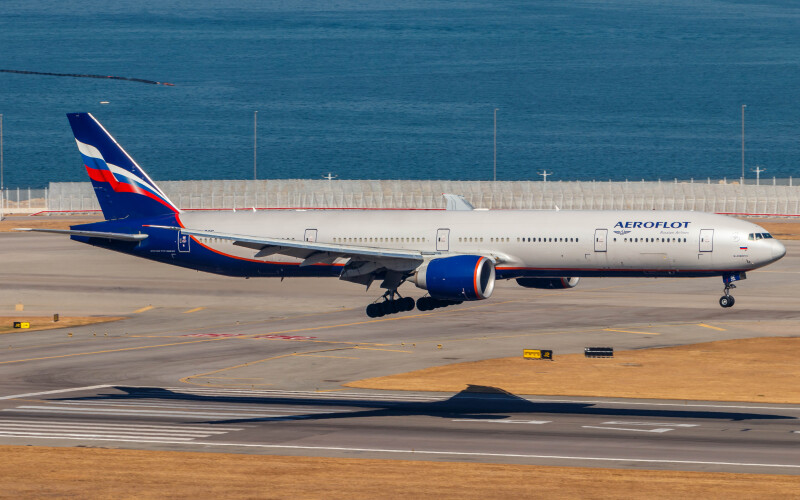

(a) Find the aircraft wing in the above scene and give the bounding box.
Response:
[175,227,427,288]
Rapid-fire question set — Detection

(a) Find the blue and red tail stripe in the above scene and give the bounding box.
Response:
[67,113,179,221]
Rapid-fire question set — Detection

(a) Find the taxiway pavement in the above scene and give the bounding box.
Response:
[1,232,799,473]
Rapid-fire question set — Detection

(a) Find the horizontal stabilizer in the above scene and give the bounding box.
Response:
[443,193,474,211]
[15,228,148,241]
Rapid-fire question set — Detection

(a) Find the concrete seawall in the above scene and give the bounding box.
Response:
[4,179,800,216]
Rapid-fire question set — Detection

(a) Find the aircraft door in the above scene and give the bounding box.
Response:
[304,229,318,243]
[436,228,450,251]
[178,232,190,253]
[699,229,713,252]
[594,229,608,252]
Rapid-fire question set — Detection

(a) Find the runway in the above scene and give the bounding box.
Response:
[1,231,799,474]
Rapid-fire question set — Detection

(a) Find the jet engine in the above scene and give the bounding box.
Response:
[412,255,495,301]
[516,277,580,289]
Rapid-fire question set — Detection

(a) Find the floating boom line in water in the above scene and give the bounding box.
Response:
[0,69,174,86]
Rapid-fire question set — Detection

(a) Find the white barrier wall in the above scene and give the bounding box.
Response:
[32,179,800,216]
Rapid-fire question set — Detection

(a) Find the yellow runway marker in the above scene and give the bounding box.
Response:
[603,328,660,336]
[697,323,726,331]
[296,354,360,360]
[353,346,413,353]
[133,306,155,313]
[182,307,205,314]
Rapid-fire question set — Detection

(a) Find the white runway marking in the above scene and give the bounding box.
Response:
[51,400,337,414]
[0,419,241,442]
[4,405,307,420]
[452,419,551,425]
[601,421,699,427]
[111,441,800,469]
[582,425,674,433]
[0,384,111,400]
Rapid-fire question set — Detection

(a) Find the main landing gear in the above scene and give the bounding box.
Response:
[719,272,745,308]
[365,293,464,317]
[366,291,415,318]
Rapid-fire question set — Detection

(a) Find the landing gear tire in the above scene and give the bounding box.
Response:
[366,303,383,318]
[366,291,417,317]
[719,295,735,308]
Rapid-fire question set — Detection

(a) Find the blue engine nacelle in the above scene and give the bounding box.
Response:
[516,277,580,289]
[412,255,495,301]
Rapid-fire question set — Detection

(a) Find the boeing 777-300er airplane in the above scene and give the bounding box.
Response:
[18,113,786,317]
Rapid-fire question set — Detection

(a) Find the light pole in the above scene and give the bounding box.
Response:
[741,104,746,184]
[538,170,552,183]
[753,165,765,186]
[493,108,498,182]
[253,111,258,180]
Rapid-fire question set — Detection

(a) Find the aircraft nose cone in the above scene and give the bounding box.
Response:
[773,240,787,260]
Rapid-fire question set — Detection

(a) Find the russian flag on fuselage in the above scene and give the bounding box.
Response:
[67,113,179,221]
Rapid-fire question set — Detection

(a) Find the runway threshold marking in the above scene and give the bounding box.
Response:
[0,338,227,366]
[602,328,660,335]
[0,384,111,401]
[182,307,205,314]
[697,323,726,331]
[133,306,155,313]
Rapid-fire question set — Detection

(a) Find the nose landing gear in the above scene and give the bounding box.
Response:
[719,285,735,308]
[719,272,746,308]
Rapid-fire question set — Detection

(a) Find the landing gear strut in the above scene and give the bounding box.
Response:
[366,290,415,318]
[719,284,735,308]
[719,273,745,308]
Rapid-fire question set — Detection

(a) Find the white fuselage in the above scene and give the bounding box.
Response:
[176,209,785,279]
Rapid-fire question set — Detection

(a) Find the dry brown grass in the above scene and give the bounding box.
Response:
[0,446,798,500]
[0,316,124,335]
[347,337,800,404]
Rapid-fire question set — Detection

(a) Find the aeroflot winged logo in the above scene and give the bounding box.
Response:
[613,221,690,235]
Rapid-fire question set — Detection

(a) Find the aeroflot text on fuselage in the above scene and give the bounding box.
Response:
[614,221,691,229]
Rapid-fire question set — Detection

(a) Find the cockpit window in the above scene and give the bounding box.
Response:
[762,233,773,239]
[755,233,763,240]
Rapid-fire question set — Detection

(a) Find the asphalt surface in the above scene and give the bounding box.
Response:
[1,230,799,474]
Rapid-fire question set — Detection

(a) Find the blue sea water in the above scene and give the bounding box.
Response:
[1,0,799,188]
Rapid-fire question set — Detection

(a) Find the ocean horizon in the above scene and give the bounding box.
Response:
[1,0,799,189]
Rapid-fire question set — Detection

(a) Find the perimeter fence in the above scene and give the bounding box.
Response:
[3,178,800,217]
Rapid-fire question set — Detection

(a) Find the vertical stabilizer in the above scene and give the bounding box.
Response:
[67,113,179,220]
